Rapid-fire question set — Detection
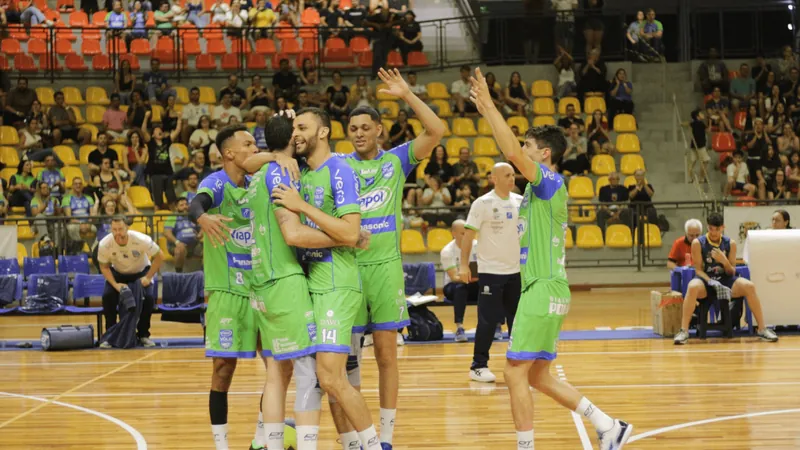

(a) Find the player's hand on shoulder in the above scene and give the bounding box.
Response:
[197,213,232,248]
[272,183,305,212]
[274,152,301,181]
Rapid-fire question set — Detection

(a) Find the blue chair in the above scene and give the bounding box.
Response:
[677,265,753,336]
[0,258,21,275]
[73,273,107,306]
[58,254,90,276]
[402,262,436,296]
[23,256,56,278]
[27,273,70,301]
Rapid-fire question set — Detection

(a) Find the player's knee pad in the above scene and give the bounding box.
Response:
[346,332,363,386]
[293,356,322,412]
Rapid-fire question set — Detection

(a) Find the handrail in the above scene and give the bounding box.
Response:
[672,92,714,201]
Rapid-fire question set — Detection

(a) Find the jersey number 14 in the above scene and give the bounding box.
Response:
[320,328,337,344]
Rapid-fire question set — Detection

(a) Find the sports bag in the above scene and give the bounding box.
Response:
[406,304,444,341]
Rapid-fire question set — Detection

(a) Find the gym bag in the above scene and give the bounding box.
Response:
[41,325,94,351]
[406,304,444,341]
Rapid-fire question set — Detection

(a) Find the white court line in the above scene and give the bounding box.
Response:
[628,408,800,443]
[0,391,147,449]
[556,365,593,450]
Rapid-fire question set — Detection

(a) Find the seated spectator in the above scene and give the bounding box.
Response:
[3,77,37,128]
[212,93,243,128]
[388,0,413,18]
[725,150,757,198]
[640,8,663,58]
[705,86,732,132]
[420,175,452,225]
[189,115,218,160]
[688,109,710,183]
[557,103,584,132]
[249,110,269,150]
[143,59,177,105]
[106,1,129,41]
[246,75,272,117]
[342,0,368,41]
[113,60,137,106]
[92,157,135,213]
[586,110,613,155]
[777,45,799,82]
[300,59,320,91]
[8,160,36,215]
[772,209,792,228]
[578,49,607,100]
[554,47,577,98]
[483,72,506,114]
[128,1,149,48]
[209,0,229,24]
[181,87,211,143]
[765,102,789,138]
[787,85,800,123]
[31,182,60,238]
[626,11,646,61]
[697,48,729,94]
[174,150,212,189]
[743,104,760,138]
[756,144,782,199]
[451,147,480,196]
[424,145,454,186]
[126,129,149,186]
[608,68,634,123]
[326,70,351,122]
[225,2,248,38]
[164,197,201,273]
[18,0,52,27]
[762,84,785,116]
[769,168,792,200]
[777,123,799,161]
[162,95,182,134]
[451,65,478,117]
[37,155,66,199]
[277,0,300,26]
[453,184,474,208]
[103,94,129,142]
[440,219,479,342]
[153,1,179,42]
[319,0,343,41]
[185,0,207,28]
[272,58,300,103]
[181,172,200,202]
[389,110,415,147]
[560,123,589,175]
[350,75,377,109]
[787,152,800,194]
[249,0,275,38]
[127,90,152,130]
[780,67,800,97]
[752,54,773,92]
[504,71,530,117]
[18,118,64,167]
[88,133,120,177]
[730,63,756,111]
[62,178,97,246]
[26,99,47,132]
[759,71,778,100]
[144,120,181,209]
[667,218,702,270]
[596,172,630,233]
[395,10,422,65]
[628,169,658,230]
[404,71,439,116]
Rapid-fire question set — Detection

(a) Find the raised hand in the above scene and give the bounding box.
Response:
[469,67,494,116]
[377,68,411,99]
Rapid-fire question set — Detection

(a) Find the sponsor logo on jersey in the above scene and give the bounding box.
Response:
[131,250,140,258]
[364,177,375,187]
[292,180,301,191]
[219,329,233,349]
[300,248,333,263]
[360,215,397,234]
[259,224,267,235]
[314,186,325,207]
[552,237,560,246]
[220,318,233,325]
[381,161,394,179]
[548,296,570,315]
[227,252,253,269]
[360,167,379,177]
[306,322,317,341]
[520,193,530,208]
[517,217,527,236]
[231,225,254,247]
[359,187,392,212]
[520,247,529,265]
[241,208,252,219]
[334,169,345,205]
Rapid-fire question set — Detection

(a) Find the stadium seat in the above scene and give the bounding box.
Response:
[584,97,607,114]
[407,52,429,67]
[16,243,27,266]
[247,54,268,70]
[157,236,174,262]
[452,118,477,137]
[531,80,553,97]
[387,51,403,67]
[473,137,499,157]
[477,118,493,136]
[594,175,609,196]
[532,116,555,127]
[426,228,452,253]
[565,227,574,249]
[415,158,429,181]
[613,114,637,132]
[62,87,85,106]
[620,154,645,175]
[447,157,458,166]
[64,53,87,71]
[27,38,47,56]
[605,224,633,248]
[623,175,640,188]
[109,144,128,161]
[129,186,155,209]
[350,36,370,54]
[255,38,278,55]
[733,111,747,130]
[196,54,217,70]
[54,146,79,166]
[507,116,529,130]
[198,86,217,104]
[62,166,84,187]
[401,229,427,254]
[591,154,616,176]
[0,146,19,167]
[379,101,399,119]
[446,138,469,158]
[78,145,97,165]
[576,225,604,249]
[407,118,423,136]
[432,100,452,118]
[381,119,393,132]
[34,87,56,107]
[558,97,581,115]
[427,82,450,100]
[280,38,301,55]
[0,39,22,55]
[330,121,345,140]
[634,223,662,248]
[86,105,106,124]
[1,167,17,183]
[533,98,555,116]
[14,54,37,72]
[130,38,151,55]
[0,126,19,145]
[181,37,202,56]
[55,38,74,55]
[567,176,594,199]
[221,54,243,71]
[118,54,141,71]
[0,54,7,71]
[85,87,110,106]
[31,167,43,178]
[376,83,397,101]
[92,55,112,71]
[473,157,494,176]
[71,107,86,126]
[616,133,641,153]
[9,217,36,240]
[440,118,452,137]
[569,200,596,224]
[335,140,354,154]
[712,132,736,152]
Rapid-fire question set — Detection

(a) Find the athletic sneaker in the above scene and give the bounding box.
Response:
[758,328,779,342]
[454,327,467,342]
[494,325,503,340]
[249,440,265,450]
[99,341,112,349]
[673,329,689,345]
[381,443,393,450]
[469,367,496,383]
[140,337,156,347]
[598,419,633,450]
[396,333,405,346]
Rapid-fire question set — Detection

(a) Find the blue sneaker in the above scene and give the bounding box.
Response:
[381,443,393,450]
[454,326,467,342]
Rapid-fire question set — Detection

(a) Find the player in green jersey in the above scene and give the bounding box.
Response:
[331,68,445,449]
[270,107,384,450]
[470,68,633,450]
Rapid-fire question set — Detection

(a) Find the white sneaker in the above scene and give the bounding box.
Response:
[758,328,779,342]
[140,337,156,347]
[469,367,496,383]
[99,341,112,349]
[396,332,405,346]
[598,419,633,450]
[362,334,374,347]
[673,329,689,345]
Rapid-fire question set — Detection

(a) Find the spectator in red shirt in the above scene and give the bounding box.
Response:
[667,218,702,270]
[103,94,129,142]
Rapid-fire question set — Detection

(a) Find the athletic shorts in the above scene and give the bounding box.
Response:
[359,259,410,330]
[507,279,571,361]
[251,275,317,361]
[205,291,260,358]
[311,289,363,354]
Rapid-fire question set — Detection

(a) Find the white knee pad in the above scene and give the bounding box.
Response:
[347,332,363,387]
[293,355,322,412]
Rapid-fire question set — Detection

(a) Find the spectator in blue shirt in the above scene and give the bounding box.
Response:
[730,64,757,112]
[608,68,633,124]
[641,8,663,59]
[36,155,66,199]
[143,59,178,105]
[164,197,201,273]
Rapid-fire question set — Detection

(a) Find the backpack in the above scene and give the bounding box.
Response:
[38,236,57,259]
[406,304,443,342]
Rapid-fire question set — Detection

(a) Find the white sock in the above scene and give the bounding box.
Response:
[341,431,360,450]
[516,430,534,449]
[296,425,319,450]
[211,424,229,450]
[379,408,396,444]
[357,425,382,450]
[264,423,284,450]
[575,397,614,433]
[253,412,266,446]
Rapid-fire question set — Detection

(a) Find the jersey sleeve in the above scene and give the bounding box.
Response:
[60,195,71,208]
[265,162,294,209]
[668,239,682,262]
[465,198,484,231]
[388,141,418,177]
[197,172,226,208]
[86,195,95,206]
[440,245,457,270]
[530,164,564,201]
[330,161,360,217]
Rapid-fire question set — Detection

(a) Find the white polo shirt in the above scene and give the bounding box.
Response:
[440,239,477,285]
[97,230,161,274]
[465,190,523,275]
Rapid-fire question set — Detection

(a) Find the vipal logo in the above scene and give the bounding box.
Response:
[359,187,391,212]
[231,225,254,247]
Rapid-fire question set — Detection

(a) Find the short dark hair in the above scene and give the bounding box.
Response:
[187,172,199,179]
[524,125,568,163]
[775,209,791,228]
[707,212,724,227]
[408,71,417,76]
[348,106,381,123]
[733,149,745,158]
[296,107,332,140]
[216,124,249,152]
[266,116,294,151]
[279,58,289,64]
[190,86,200,93]
[54,91,64,98]
[110,93,121,101]
[18,76,28,84]
[111,215,128,224]
[460,64,470,71]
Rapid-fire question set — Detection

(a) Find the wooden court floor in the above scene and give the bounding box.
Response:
[1,289,800,449]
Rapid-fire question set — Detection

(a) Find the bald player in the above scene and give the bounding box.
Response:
[459,162,523,383]
[440,219,479,341]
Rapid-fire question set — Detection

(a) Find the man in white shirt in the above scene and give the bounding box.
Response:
[181,87,211,144]
[440,219,479,342]
[459,163,523,382]
[212,93,243,128]
[404,71,440,116]
[98,217,163,348]
[451,64,478,117]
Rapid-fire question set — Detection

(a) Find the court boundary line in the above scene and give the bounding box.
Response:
[556,365,593,450]
[0,391,148,449]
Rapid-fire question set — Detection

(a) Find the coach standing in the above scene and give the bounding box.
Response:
[97,216,163,348]
[459,163,523,383]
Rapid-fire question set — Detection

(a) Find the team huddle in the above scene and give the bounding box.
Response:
[189,68,633,450]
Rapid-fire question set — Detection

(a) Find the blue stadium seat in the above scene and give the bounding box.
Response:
[23,256,56,278]
[0,274,24,308]
[58,254,90,276]
[403,262,436,296]
[26,273,70,302]
[160,272,205,311]
[0,257,21,275]
[73,273,106,301]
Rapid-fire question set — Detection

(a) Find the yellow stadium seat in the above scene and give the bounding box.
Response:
[445,138,469,158]
[477,118,493,136]
[533,98,555,116]
[567,176,594,199]
[447,157,458,166]
[379,101,399,119]
[119,105,129,113]
[416,158,429,181]
[605,224,633,248]
[620,154,645,175]
[531,80,553,97]
[634,223,663,248]
[153,210,172,234]
[8,216,36,240]
[613,114,637,132]
[427,82,450,100]
[381,119,393,132]
[507,116,529,131]
[407,118,423,136]
[1,167,16,183]
[594,175,609,196]
[576,225,604,249]
[70,106,86,126]
[17,242,28,265]
[432,100,452,118]
[473,157,494,176]
[376,83,397,101]
[558,97,581,115]
[199,86,217,104]
[158,236,174,262]
[584,97,606,114]
[565,227,574,249]
[31,241,41,258]
[473,137,499,157]
[171,143,189,166]
[532,115,556,127]
[591,154,616,176]
[0,126,19,146]
[62,166,84,187]
[79,145,97,165]
[129,185,155,209]
[86,105,106,124]
[0,146,19,166]
[401,229,427,254]
[151,105,165,123]
[452,118,477,137]
[616,133,641,153]
[36,87,56,106]
[335,140,354,154]
[86,86,110,105]
[31,166,43,178]
[129,220,147,234]
[569,200,596,224]
[62,86,85,105]
[54,145,79,166]
[174,86,190,104]
[623,175,642,188]
[330,120,345,140]
[109,144,128,162]
[440,118,452,137]
[426,228,452,252]
[79,123,99,143]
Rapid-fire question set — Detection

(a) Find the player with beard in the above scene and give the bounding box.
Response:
[270,107,383,450]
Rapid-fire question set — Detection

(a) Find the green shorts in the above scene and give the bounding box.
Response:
[251,275,317,361]
[206,291,259,358]
[311,289,363,354]
[359,259,409,330]
[507,280,571,361]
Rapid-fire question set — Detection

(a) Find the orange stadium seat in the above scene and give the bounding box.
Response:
[92,55,112,71]
[81,39,102,56]
[55,38,74,55]
[357,51,373,69]
[65,54,88,71]
[222,54,243,70]
[275,21,297,40]
[206,39,227,55]
[182,37,202,55]
[1,39,22,55]
[408,52,429,67]
[28,38,47,56]
[712,132,736,152]
[734,111,747,130]
[387,51,403,67]
[14,54,37,72]
[255,38,278,55]
[39,55,62,72]
[196,54,217,70]
[7,25,29,41]
[247,54,268,70]
[301,7,321,25]
[350,36,370,54]
[0,55,7,71]
[92,11,107,26]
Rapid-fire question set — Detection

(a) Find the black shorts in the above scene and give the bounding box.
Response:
[60,127,80,141]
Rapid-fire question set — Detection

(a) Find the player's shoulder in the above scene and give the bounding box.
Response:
[129,230,153,243]
[199,169,229,190]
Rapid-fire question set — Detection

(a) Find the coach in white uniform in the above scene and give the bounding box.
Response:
[440,219,479,342]
[97,217,163,348]
[459,163,522,382]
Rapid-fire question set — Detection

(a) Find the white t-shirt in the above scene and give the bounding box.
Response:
[97,230,161,274]
[726,162,749,184]
[212,105,242,125]
[210,2,230,23]
[465,190,523,275]
[182,103,210,128]
[440,239,478,286]
[451,79,471,98]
